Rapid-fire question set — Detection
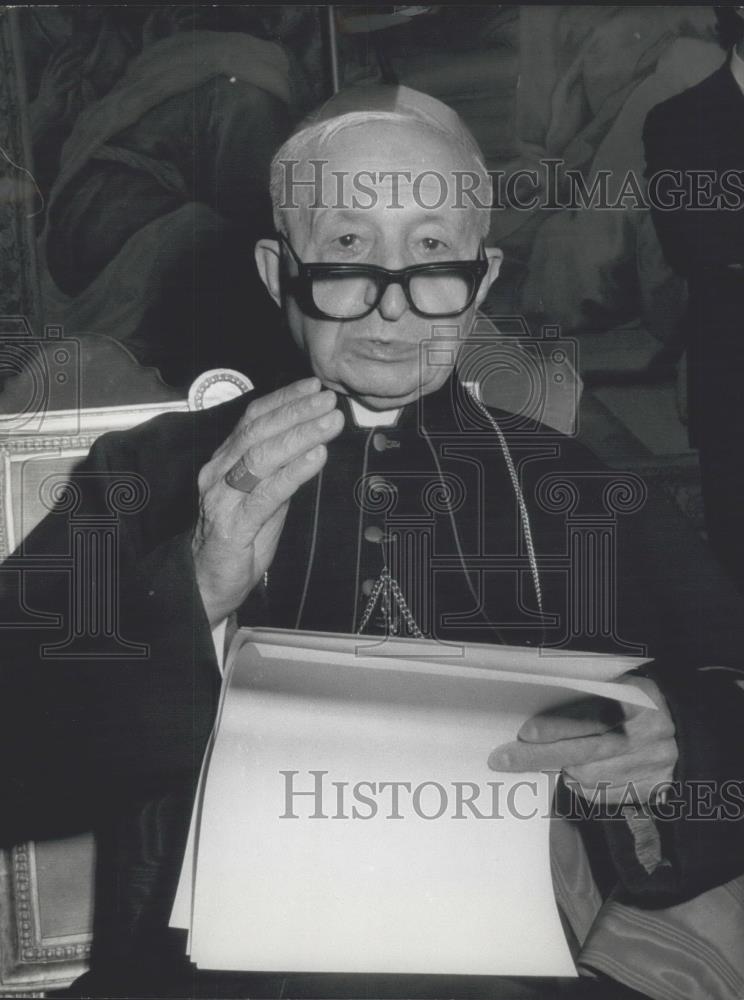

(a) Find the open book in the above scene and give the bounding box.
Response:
[171,629,653,976]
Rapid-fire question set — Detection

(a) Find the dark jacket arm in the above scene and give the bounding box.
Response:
[0,431,220,845]
[601,658,744,905]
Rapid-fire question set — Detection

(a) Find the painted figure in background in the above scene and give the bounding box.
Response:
[29,6,307,390]
[25,8,142,204]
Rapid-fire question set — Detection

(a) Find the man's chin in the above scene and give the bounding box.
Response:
[352,389,421,410]
[324,359,454,410]
[350,376,450,410]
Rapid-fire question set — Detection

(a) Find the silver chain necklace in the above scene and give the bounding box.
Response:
[356,387,543,637]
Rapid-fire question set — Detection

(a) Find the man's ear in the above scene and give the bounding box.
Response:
[254,239,282,308]
[474,247,504,308]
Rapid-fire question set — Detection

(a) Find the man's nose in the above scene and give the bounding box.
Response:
[370,279,409,321]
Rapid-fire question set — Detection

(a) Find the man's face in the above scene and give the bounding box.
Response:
[257,121,502,410]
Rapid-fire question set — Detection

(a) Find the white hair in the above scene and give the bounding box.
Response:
[269,110,492,240]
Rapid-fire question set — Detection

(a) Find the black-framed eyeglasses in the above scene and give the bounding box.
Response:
[279,235,489,321]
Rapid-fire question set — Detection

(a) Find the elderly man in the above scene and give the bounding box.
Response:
[2,86,744,1000]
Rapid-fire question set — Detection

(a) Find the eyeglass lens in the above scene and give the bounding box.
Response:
[312,268,474,319]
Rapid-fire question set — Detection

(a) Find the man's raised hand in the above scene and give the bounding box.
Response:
[192,377,344,626]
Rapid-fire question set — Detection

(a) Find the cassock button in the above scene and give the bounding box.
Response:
[364,525,385,543]
[373,432,398,452]
[367,475,388,489]
[361,578,376,596]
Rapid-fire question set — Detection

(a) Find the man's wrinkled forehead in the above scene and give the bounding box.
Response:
[270,84,492,242]
[277,117,488,243]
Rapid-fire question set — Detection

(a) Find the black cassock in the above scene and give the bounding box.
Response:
[2,376,744,998]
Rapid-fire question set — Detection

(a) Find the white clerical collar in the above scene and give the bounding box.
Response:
[348,398,401,427]
[731,45,744,96]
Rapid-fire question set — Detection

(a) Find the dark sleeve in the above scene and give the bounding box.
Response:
[542,434,744,902]
[614,455,744,901]
[642,102,696,277]
[0,428,220,846]
[642,96,742,277]
[600,658,744,905]
[597,477,744,902]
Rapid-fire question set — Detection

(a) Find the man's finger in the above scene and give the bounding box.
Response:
[563,738,678,787]
[563,740,678,805]
[239,407,344,481]
[488,730,629,772]
[238,390,339,454]
[240,377,321,423]
[205,389,339,486]
[517,696,624,743]
[230,444,330,536]
[214,389,337,475]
